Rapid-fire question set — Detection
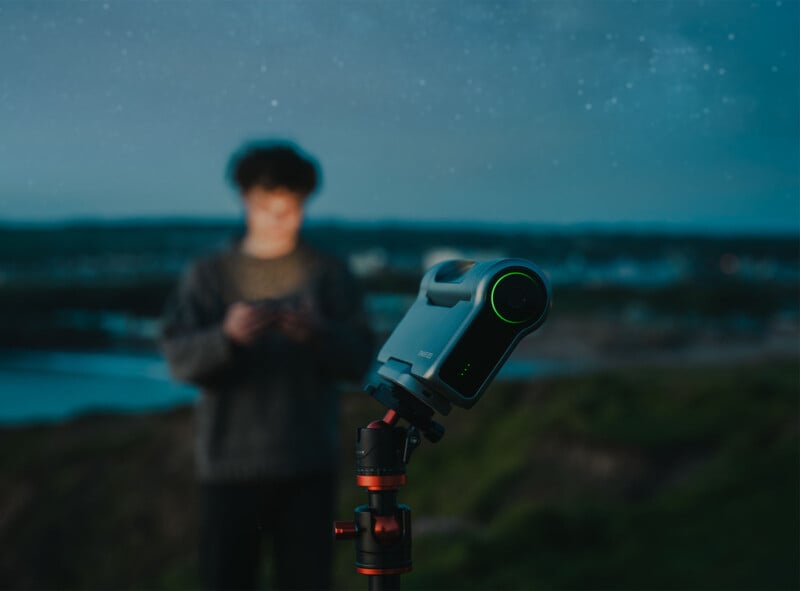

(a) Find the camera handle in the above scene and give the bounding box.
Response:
[334,405,438,591]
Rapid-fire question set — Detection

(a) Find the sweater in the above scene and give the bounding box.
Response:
[159,237,375,481]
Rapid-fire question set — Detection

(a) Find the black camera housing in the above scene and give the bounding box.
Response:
[372,258,551,417]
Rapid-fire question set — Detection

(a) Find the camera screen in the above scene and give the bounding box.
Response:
[438,304,520,399]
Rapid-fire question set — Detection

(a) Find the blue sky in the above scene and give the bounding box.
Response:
[0,0,797,232]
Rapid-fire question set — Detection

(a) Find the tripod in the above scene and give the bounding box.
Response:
[334,383,445,591]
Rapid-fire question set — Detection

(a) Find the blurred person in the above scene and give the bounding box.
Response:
[160,140,374,590]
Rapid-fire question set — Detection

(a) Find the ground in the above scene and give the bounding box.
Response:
[0,359,797,590]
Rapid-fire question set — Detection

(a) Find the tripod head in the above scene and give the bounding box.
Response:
[365,381,445,443]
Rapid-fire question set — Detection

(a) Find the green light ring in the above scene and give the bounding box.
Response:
[490,271,537,324]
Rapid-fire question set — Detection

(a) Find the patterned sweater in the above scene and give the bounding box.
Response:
[159,237,375,481]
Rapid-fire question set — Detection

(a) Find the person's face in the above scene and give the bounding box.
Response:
[242,186,305,241]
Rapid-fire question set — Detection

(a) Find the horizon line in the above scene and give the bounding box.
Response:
[0,215,797,239]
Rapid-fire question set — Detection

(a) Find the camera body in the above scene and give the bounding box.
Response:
[374,258,551,416]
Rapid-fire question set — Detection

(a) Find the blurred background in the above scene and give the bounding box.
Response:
[0,1,797,589]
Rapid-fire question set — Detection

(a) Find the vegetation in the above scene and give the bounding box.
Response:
[0,360,796,589]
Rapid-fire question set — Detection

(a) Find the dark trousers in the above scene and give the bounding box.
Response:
[199,471,336,591]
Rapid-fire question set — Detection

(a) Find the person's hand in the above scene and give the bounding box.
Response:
[222,302,274,345]
[276,311,321,344]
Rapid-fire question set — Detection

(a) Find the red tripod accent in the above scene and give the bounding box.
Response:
[333,410,415,591]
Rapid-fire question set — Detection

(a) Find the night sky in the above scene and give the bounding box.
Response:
[0,1,797,232]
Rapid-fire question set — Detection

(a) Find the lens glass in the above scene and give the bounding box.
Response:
[490,271,547,324]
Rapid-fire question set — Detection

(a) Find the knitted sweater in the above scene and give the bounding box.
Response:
[159,237,375,481]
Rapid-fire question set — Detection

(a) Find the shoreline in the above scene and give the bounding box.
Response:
[0,341,796,428]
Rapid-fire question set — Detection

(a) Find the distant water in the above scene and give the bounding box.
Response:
[0,350,196,423]
[0,349,574,424]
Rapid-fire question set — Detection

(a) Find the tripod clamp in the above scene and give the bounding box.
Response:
[334,383,445,590]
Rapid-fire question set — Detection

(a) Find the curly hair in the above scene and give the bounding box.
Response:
[226,140,321,197]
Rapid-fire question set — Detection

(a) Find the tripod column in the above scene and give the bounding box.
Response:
[334,410,413,590]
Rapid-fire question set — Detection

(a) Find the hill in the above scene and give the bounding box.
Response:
[0,360,797,589]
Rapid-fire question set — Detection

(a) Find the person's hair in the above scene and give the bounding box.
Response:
[226,140,321,197]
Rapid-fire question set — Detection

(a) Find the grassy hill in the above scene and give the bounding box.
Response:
[0,360,797,590]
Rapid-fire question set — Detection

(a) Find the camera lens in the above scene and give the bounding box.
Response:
[490,271,546,324]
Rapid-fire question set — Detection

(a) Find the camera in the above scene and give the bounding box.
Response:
[369,258,551,423]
